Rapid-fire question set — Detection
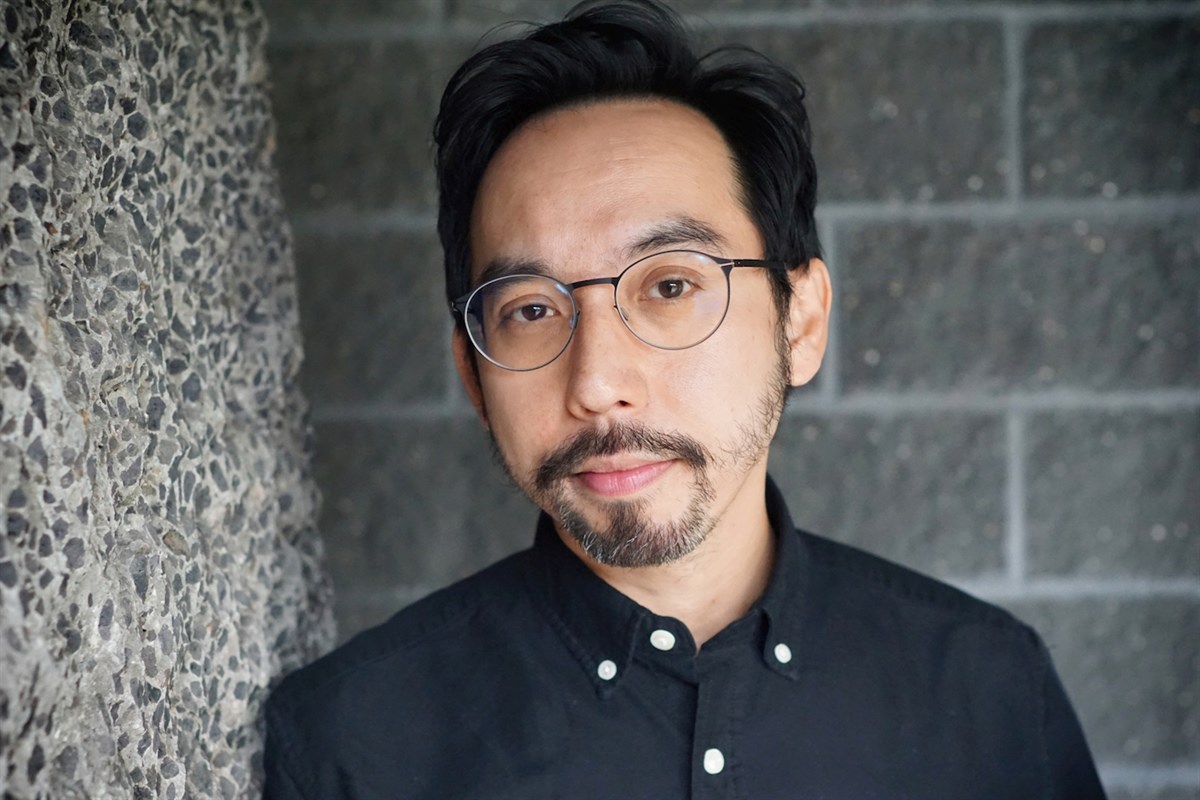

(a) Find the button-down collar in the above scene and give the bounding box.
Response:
[526,476,809,695]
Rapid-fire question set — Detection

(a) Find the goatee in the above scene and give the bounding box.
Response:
[533,423,716,567]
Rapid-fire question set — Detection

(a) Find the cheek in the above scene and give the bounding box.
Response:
[479,374,559,462]
[682,313,780,406]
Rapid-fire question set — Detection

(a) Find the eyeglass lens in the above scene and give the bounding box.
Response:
[463,251,732,371]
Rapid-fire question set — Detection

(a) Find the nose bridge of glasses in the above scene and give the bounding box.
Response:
[566,275,632,339]
[566,275,621,302]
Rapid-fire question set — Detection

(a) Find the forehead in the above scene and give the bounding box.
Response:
[469,98,754,280]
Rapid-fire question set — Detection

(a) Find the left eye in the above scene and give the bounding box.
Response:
[648,277,692,300]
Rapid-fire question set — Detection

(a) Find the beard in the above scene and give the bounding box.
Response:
[492,323,793,568]
[533,423,717,567]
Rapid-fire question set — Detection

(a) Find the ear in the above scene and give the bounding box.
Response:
[784,258,832,387]
[452,327,490,428]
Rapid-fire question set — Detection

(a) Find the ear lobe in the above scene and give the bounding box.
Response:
[785,258,832,388]
[452,328,490,428]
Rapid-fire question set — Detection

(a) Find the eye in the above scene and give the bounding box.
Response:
[650,278,690,300]
[639,267,707,303]
[495,296,567,326]
[509,303,555,322]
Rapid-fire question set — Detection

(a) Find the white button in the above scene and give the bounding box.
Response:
[597,659,617,681]
[774,643,793,664]
[649,629,676,651]
[703,748,725,775]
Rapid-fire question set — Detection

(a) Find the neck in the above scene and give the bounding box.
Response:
[558,469,775,648]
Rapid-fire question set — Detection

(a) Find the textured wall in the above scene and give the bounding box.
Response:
[0,1,332,797]
[264,1,1199,799]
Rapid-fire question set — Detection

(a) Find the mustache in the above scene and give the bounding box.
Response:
[535,423,710,492]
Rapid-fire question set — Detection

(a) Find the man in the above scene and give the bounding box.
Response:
[264,2,1106,797]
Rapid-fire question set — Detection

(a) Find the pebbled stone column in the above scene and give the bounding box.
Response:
[0,1,334,797]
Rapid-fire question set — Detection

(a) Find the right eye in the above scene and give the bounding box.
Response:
[479,276,573,333]
[505,303,557,323]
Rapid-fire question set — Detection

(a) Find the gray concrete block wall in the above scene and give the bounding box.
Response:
[265,2,1199,797]
[1,1,333,796]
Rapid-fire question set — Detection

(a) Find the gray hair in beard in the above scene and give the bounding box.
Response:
[534,423,717,568]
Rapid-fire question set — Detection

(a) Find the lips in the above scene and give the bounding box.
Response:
[534,422,709,495]
[574,459,675,497]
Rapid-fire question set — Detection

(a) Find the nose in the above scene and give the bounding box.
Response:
[561,291,648,420]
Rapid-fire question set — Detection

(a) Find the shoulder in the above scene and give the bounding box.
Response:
[792,530,1055,733]
[797,529,1039,648]
[267,548,533,725]
[263,549,552,798]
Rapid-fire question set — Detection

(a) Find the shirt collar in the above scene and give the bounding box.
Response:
[525,475,810,696]
[756,476,807,681]
[528,513,645,697]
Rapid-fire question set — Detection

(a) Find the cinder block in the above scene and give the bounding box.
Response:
[734,21,1006,202]
[450,0,817,22]
[1108,788,1200,800]
[1024,18,1200,198]
[294,231,449,407]
[1003,597,1200,763]
[1026,410,1199,578]
[261,0,442,28]
[768,413,1007,578]
[835,217,1200,392]
[676,0,819,10]
[332,595,412,645]
[450,0,574,23]
[313,418,538,594]
[268,40,466,213]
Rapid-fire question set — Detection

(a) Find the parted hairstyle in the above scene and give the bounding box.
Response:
[434,0,821,322]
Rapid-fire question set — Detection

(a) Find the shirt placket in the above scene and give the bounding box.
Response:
[689,652,748,800]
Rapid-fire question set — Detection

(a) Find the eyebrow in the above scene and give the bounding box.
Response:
[476,255,553,286]
[624,216,728,258]
[473,216,729,286]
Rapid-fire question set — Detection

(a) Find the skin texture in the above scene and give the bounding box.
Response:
[454,99,831,645]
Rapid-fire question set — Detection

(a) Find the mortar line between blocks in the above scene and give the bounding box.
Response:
[816,216,841,401]
[1002,14,1026,202]
[338,585,438,608]
[443,320,466,412]
[1097,762,1200,789]
[265,3,1200,45]
[959,576,1200,600]
[1005,411,1027,584]
[311,403,476,423]
[818,195,1200,223]
[781,388,1200,416]
[690,3,1200,26]
[287,197,1200,235]
[288,210,436,236]
[330,389,1200,425]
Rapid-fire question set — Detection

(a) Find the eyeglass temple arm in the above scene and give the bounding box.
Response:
[727,259,789,271]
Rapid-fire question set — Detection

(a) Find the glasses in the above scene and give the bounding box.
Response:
[450,249,785,371]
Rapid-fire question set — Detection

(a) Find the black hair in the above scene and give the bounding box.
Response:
[434,0,820,321]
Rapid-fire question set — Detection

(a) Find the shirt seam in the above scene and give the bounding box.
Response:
[1036,638,1052,800]
[276,755,314,800]
[527,574,619,684]
[266,699,318,800]
[805,533,1021,630]
[291,599,488,696]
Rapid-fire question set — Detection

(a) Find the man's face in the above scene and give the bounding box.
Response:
[457,98,827,568]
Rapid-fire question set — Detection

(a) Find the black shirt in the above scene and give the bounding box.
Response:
[264,479,1106,799]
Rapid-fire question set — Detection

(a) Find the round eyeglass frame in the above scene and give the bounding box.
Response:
[449,249,787,372]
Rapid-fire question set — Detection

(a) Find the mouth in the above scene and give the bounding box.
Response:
[534,422,710,497]
[572,459,676,498]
